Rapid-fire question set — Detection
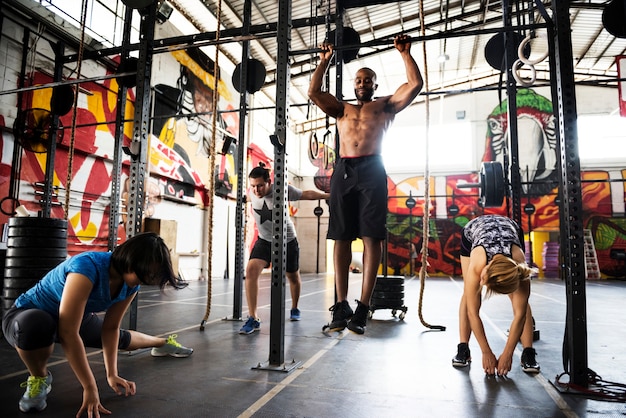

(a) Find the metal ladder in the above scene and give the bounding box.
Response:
[583,229,602,280]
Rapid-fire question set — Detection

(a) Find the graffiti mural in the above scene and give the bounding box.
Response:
[308,89,626,278]
[0,44,240,254]
[153,47,239,203]
[484,89,558,196]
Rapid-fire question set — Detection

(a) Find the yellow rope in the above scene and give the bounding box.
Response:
[417,0,445,331]
[201,0,223,324]
[63,0,88,219]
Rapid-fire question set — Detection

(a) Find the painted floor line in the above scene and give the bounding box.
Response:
[238,331,347,418]
[481,300,578,418]
[449,275,578,417]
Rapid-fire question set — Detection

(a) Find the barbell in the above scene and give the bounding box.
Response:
[456,161,506,207]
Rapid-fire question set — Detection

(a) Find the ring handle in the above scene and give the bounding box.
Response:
[308,131,319,161]
[512,59,536,87]
[0,196,20,216]
[323,130,333,169]
[518,34,549,66]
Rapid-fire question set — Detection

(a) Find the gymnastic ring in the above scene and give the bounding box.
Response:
[323,129,333,169]
[0,196,20,216]
[518,34,549,66]
[512,59,536,87]
[323,145,330,170]
[309,131,319,160]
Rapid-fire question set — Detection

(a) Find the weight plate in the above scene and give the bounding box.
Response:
[3,268,56,279]
[375,277,404,286]
[373,284,404,293]
[4,257,65,268]
[373,291,405,299]
[8,217,68,228]
[7,237,68,248]
[480,161,505,207]
[371,298,404,308]
[7,227,68,238]
[6,248,67,259]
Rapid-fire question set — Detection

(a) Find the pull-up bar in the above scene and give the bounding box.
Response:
[290,23,548,56]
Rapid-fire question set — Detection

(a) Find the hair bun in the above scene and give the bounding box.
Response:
[258,162,266,168]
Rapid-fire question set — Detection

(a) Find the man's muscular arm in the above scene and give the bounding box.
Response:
[387,34,423,114]
[308,44,344,118]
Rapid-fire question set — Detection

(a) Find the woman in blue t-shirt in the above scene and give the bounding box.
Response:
[2,232,193,416]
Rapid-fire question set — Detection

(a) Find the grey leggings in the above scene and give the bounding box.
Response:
[2,305,131,351]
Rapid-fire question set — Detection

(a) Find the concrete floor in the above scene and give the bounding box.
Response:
[1,273,626,417]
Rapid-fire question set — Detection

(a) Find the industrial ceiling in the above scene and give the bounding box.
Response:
[168,1,625,111]
[6,1,626,127]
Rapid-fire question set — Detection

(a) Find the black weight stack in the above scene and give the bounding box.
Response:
[2,217,68,314]
[370,275,408,319]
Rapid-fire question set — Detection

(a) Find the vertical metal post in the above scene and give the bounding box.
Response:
[334,9,345,141]
[125,3,156,330]
[40,41,65,219]
[268,0,291,368]
[315,203,322,274]
[550,0,588,388]
[108,6,134,251]
[405,193,417,277]
[332,7,345,293]
[8,28,31,213]
[502,0,522,225]
[232,0,252,321]
[224,209,230,279]
[125,4,155,239]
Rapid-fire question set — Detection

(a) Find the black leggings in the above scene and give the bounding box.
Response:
[2,305,131,351]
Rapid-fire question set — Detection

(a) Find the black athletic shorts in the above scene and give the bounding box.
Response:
[249,238,300,273]
[2,305,132,351]
[327,155,388,241]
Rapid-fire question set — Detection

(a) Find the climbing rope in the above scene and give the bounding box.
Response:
[63,0,88,219]
[200,0,222,327]
[417,0,445,331]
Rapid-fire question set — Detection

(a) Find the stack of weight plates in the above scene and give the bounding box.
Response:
[2,217,67,314]
[371,275,407,320]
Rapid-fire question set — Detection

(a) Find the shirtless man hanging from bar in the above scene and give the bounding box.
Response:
[308,34,423,334]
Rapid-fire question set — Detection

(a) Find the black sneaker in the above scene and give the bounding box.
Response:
[521,347,540,373]
[347,300,369,334]
[452,343,471,367]
[325,300,354,332]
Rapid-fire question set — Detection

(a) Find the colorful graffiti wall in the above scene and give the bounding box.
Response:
[0,25,241,255]
[308,89,626,278]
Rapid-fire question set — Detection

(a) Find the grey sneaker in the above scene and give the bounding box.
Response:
[19,371,53,412]
[151,334,193,358]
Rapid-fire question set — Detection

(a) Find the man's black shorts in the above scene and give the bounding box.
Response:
[249,238,300,273]
[327,155,388,241]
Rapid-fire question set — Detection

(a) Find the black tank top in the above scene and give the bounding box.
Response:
[463,215,522,263]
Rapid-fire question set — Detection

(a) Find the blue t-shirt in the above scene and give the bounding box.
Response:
[15,252,139,317]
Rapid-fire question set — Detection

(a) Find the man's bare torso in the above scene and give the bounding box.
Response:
[337,97,394,157]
